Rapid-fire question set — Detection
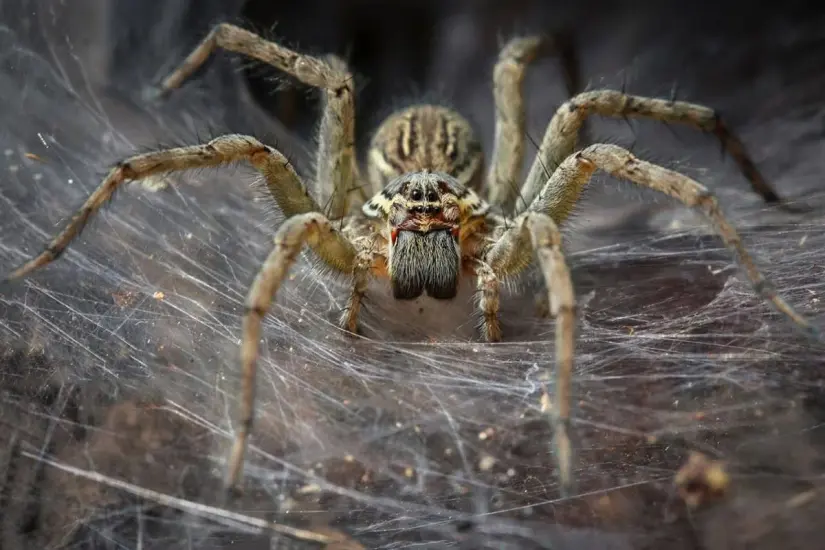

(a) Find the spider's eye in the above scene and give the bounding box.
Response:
[410,189,423,201]
[426,191,438,202]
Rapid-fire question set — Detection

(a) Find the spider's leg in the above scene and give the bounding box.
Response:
[488,34,583,214]
[156,24,359,219]
[483,212,577,496]
[530,143,819,339]
[516,90,784,217]
[487,36,543,213]
[3,135,355,282]
[315,54,361,218]
[474,262,503,342]
[231,212,356,492]
[339,233,375,334]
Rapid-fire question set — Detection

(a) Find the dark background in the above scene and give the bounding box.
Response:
[1,1,824,549]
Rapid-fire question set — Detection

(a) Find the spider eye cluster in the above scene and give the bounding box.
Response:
[410,188,439,202]
[408,203,440,214]
[361,170,490,222]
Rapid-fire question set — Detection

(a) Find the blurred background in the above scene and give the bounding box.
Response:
[1,1,824,549]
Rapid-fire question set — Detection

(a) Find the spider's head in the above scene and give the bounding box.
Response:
[363,171,489,301]
[366,105,484,192]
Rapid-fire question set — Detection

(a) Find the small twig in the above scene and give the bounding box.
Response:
[21,451,341,546]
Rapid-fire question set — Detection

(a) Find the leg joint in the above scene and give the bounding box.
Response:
[44,245,63,261]
[116,161,137,179]
[244,304,268,318]
[752,279,775,297]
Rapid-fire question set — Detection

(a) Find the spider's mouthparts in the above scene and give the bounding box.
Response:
[392,215,459,237]
[390,229,460,301]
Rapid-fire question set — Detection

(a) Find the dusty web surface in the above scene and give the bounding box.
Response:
[1,3,824,549]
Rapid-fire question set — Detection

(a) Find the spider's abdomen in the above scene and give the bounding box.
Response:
[390,230,459,300]
[367,105,484,192]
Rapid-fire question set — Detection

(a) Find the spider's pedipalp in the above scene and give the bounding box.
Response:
[339,238,375,334]
[474,262,503,342]
[230,212,358,491]
[516,90,785,217]
[531,143,817,338]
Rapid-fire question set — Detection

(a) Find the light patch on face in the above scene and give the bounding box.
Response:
[362,188,394,218]
[363,172,490,222]
[456,188,490,219]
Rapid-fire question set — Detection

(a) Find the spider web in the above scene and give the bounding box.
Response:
[1,3,825,549]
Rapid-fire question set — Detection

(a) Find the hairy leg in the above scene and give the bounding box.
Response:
[3,135,361,282]
[339,236,374,333]
[313,54,361,218]
[530,142,818,338]
[488,34,583,214]
[484,211,577,495]
[516,90,784,217]
[487,36,543,213]
[156,23,358,220]
[229,212,357,491]
[475,262,503,342]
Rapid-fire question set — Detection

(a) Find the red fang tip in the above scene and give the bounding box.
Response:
[391,228,399,245]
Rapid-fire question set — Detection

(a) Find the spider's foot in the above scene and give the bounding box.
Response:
[804,323,823,343]
[552,418,575,498]
[141,85,170,104]
[478,317,502,342]
[338,314,361,337]
[220,483,244,508]
[0,273,24,292]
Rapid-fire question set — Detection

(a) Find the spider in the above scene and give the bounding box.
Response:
[3,24,817,497]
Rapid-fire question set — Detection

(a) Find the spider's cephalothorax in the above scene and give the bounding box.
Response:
[4,23,816,499]
[361,168,489,300]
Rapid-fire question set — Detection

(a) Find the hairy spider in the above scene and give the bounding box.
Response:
[4,24,817,497]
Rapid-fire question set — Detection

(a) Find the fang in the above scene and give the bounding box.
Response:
[390,230,459,300]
